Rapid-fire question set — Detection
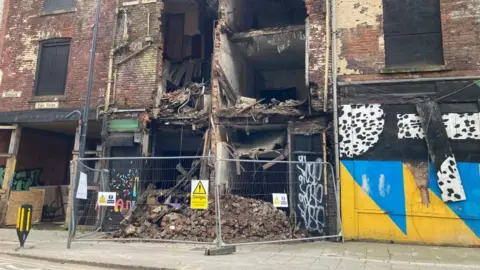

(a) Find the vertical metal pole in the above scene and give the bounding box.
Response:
[67,161,75,249]
[214,160,223,247]
[215,183,223,247]
[331,0,342,240]
[80,0,101,161]
[70,0,102,246]
[287,122,295,226]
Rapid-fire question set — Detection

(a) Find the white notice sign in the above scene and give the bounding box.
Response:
[98,192,116,206]
[76,172,88,199]
[35,102,59,109]
[272,193,288,208]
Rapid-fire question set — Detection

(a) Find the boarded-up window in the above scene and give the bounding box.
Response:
[383,0,444,67]
[43,0,76,13]
[34,39,71,96]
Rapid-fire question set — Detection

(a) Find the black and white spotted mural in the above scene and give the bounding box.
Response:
[443,113,480,140]
[340,103,470,203]
[340,106,480,158]
[397,114,425,139]
[437,155,466,202]
[339,104,385,158]
[397,113,480,140]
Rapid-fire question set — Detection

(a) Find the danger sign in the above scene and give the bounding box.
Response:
[98,192,116,206]
[190,180,209,209]
[272,193,288,208]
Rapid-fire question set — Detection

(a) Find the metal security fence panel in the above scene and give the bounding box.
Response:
[67,156,342,248]
[215,158,342,246]
[68,156,215,247]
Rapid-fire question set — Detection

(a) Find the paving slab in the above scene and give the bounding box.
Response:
[0,229,479,270]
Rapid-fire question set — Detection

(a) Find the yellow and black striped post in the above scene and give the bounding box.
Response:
[16,204,32,247]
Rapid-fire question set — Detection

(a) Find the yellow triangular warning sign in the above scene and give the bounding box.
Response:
[99,195,107,204]
[193,181,206,194]
[274,197,280,205]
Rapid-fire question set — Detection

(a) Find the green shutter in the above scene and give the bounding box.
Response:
[108,119,139,132]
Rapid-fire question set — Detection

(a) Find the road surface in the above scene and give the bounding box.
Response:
[0,255,112,270]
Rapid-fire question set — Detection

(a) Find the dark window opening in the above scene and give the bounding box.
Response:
[34,39,71,96]
[218,0,308,111]
[42,0,76,13]
[259,87,297,103]
[161,0,218,92]
[383,0,444,67]
[226,0,307,32]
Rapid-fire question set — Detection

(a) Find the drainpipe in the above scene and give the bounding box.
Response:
[331,0,341,235]
[323,0,331,111]
[104,0,121,112]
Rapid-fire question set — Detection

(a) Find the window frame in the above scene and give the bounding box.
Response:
[382,0,445,69]
[33,38,72,97]
[40,0,76,16]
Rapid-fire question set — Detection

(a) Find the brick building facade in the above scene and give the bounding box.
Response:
[337,0,480,245]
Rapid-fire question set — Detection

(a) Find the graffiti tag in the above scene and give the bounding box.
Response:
[0,167,42,191]
[109,167,139,217]
[114,199,136,214]
[296,155,326,234]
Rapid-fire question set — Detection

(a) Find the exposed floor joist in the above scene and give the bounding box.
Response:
[229,25,305,43]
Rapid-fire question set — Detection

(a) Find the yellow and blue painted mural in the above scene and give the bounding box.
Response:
[339,104,480,246]
[341,161,480,245]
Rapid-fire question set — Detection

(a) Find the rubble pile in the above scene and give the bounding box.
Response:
[158,83,207,118]
[112,185,297,243]
[218,194,296,242]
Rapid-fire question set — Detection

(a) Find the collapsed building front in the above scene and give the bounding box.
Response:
[102,0,338,239]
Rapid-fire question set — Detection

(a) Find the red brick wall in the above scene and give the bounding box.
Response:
[336,0,480,82]
[0,0,115,112]
[114,1,163,109]
[0,0,10,60]
[305,0,327,111]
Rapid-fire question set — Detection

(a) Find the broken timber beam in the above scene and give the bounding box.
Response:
[0,125,17,130]
[0,125,22,226]
[238,99,266,114]
[262,154,285,170]
[229,25,305,43]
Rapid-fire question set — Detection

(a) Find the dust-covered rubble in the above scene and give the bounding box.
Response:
[111,185,301,243]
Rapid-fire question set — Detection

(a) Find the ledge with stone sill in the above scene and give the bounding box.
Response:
[29,95,67,103]
[40,8,77,17]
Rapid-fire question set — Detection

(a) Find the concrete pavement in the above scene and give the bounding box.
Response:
[0,229,479,269]
[0,254,113,270]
